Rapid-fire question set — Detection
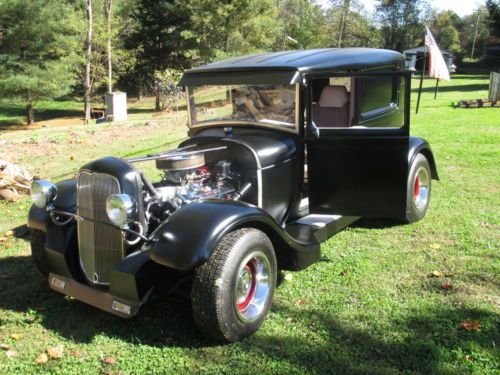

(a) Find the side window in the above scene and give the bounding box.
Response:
[311,74,405,129]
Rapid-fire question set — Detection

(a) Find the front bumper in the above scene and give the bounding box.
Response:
[48,273,151,318]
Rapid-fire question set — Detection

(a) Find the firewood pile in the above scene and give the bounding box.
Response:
[456,99,500,108]
[0,160,33,202]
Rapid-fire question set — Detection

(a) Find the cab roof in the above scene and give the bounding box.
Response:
[179,48,405,86]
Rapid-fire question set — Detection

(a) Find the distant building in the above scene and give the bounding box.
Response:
[402,46,456,73]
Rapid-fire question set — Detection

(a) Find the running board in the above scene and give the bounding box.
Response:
[285,214,359,245]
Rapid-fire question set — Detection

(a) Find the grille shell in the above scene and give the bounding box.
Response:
[77,171,124,285]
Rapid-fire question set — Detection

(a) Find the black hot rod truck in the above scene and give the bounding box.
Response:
[28,48,438,342]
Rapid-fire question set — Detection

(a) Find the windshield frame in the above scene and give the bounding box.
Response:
[185,83,300,134]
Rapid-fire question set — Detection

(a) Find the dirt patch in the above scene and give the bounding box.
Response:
[0,115,188,180]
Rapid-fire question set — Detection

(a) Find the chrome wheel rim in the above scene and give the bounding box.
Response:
[413,167,430,211]
[234,251,271,323]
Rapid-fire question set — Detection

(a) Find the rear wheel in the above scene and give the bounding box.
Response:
[191,228,277,342]
[30,229,49,277]
[403,153,432,223]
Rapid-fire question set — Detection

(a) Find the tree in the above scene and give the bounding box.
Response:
[273,0,327,50]
[337,0,351,47]
[129,0,197,111]
[325,1,381,48]
[84,0,93,124]
[0,0,81,124]
[376,0,431,52]
[87,0,137,98]
[188,0,280,62]
[460,7,490,60]
[104,0,113,93]
[430,11,461,53]
[486,0,500,38]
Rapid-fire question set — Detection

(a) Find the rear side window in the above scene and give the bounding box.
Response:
[311,74,405,129]
[357,76,397,115]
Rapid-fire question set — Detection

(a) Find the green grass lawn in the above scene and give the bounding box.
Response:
[0,75,499,374]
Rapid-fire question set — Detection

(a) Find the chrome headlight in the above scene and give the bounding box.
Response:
[31,180,57,208]
[105,194,137,228]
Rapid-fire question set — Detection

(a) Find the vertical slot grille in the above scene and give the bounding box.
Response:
[77,172,123,285]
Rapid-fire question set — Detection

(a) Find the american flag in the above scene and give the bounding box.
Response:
[425,26,450,81]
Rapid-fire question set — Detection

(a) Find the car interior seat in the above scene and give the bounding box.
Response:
[312,86,350,128]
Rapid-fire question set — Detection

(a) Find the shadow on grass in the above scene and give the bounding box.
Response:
[250,304,498,374]
[0,255,214,348]
[0,255,497,373]
[350,217,403,230]
[411,83,489,93]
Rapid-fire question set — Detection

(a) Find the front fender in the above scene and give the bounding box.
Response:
[409,136,439,180]
[27,179,77,231]
[150,200,319,271]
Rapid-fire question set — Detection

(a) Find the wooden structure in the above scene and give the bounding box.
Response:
[489,72,500,101]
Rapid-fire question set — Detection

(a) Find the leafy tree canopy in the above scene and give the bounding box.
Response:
[0,0,81,123]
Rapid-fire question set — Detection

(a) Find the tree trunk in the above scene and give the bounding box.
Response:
[104,0,113,93]
[84,0,93,125]
[26,94,34,125]
[337,0,350,48]
[155,87,161,111]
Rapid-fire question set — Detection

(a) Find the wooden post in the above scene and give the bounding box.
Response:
[434,79,439,99]
[489,72,500,101]
[415,49,427,114]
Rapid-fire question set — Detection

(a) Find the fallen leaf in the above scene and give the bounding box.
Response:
[459,320,481,331]
[5,350,16,358]
[70,156,74,160]
[431,270,443,278]
[294,299,304,306]
[102,356,117,365]
[69,350,81,358]
[430,243,441,250]
[286,317,293,323]
[0,343,10,350]
[284,273,293,282]
[465,354,473,362]
[441,283,453,290]
[47,344,64,359]
[35,353,48,364]
[4,230,13,237]
[10,333,22,341]
[0,237,8,243]
[339,270,347,276]
[479,222,489,228]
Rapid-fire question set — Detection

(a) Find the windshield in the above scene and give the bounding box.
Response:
[187,84,297,129]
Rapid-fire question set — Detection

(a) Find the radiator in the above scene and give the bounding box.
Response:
[77,171,123,285]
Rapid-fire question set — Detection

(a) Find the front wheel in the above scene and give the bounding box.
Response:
[191,228,277,342]
[403,153,432,223]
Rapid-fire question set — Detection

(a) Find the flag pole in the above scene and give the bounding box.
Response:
[434,78,439,99]
[415,47,427,114]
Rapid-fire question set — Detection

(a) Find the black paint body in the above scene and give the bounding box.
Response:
[27,48,438,318]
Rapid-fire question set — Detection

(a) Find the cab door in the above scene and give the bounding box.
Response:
[306,72,410,218]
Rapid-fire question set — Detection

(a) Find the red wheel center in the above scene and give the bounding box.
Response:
[237,262,257,312]
[413,175,420,199]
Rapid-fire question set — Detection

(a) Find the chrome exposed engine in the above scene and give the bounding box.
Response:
[142,150,246,226]
[156,155,237,208]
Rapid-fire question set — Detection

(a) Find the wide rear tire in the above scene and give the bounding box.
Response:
[191,228,277,342]
[30,229,49,277]
[403,153,432,223]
